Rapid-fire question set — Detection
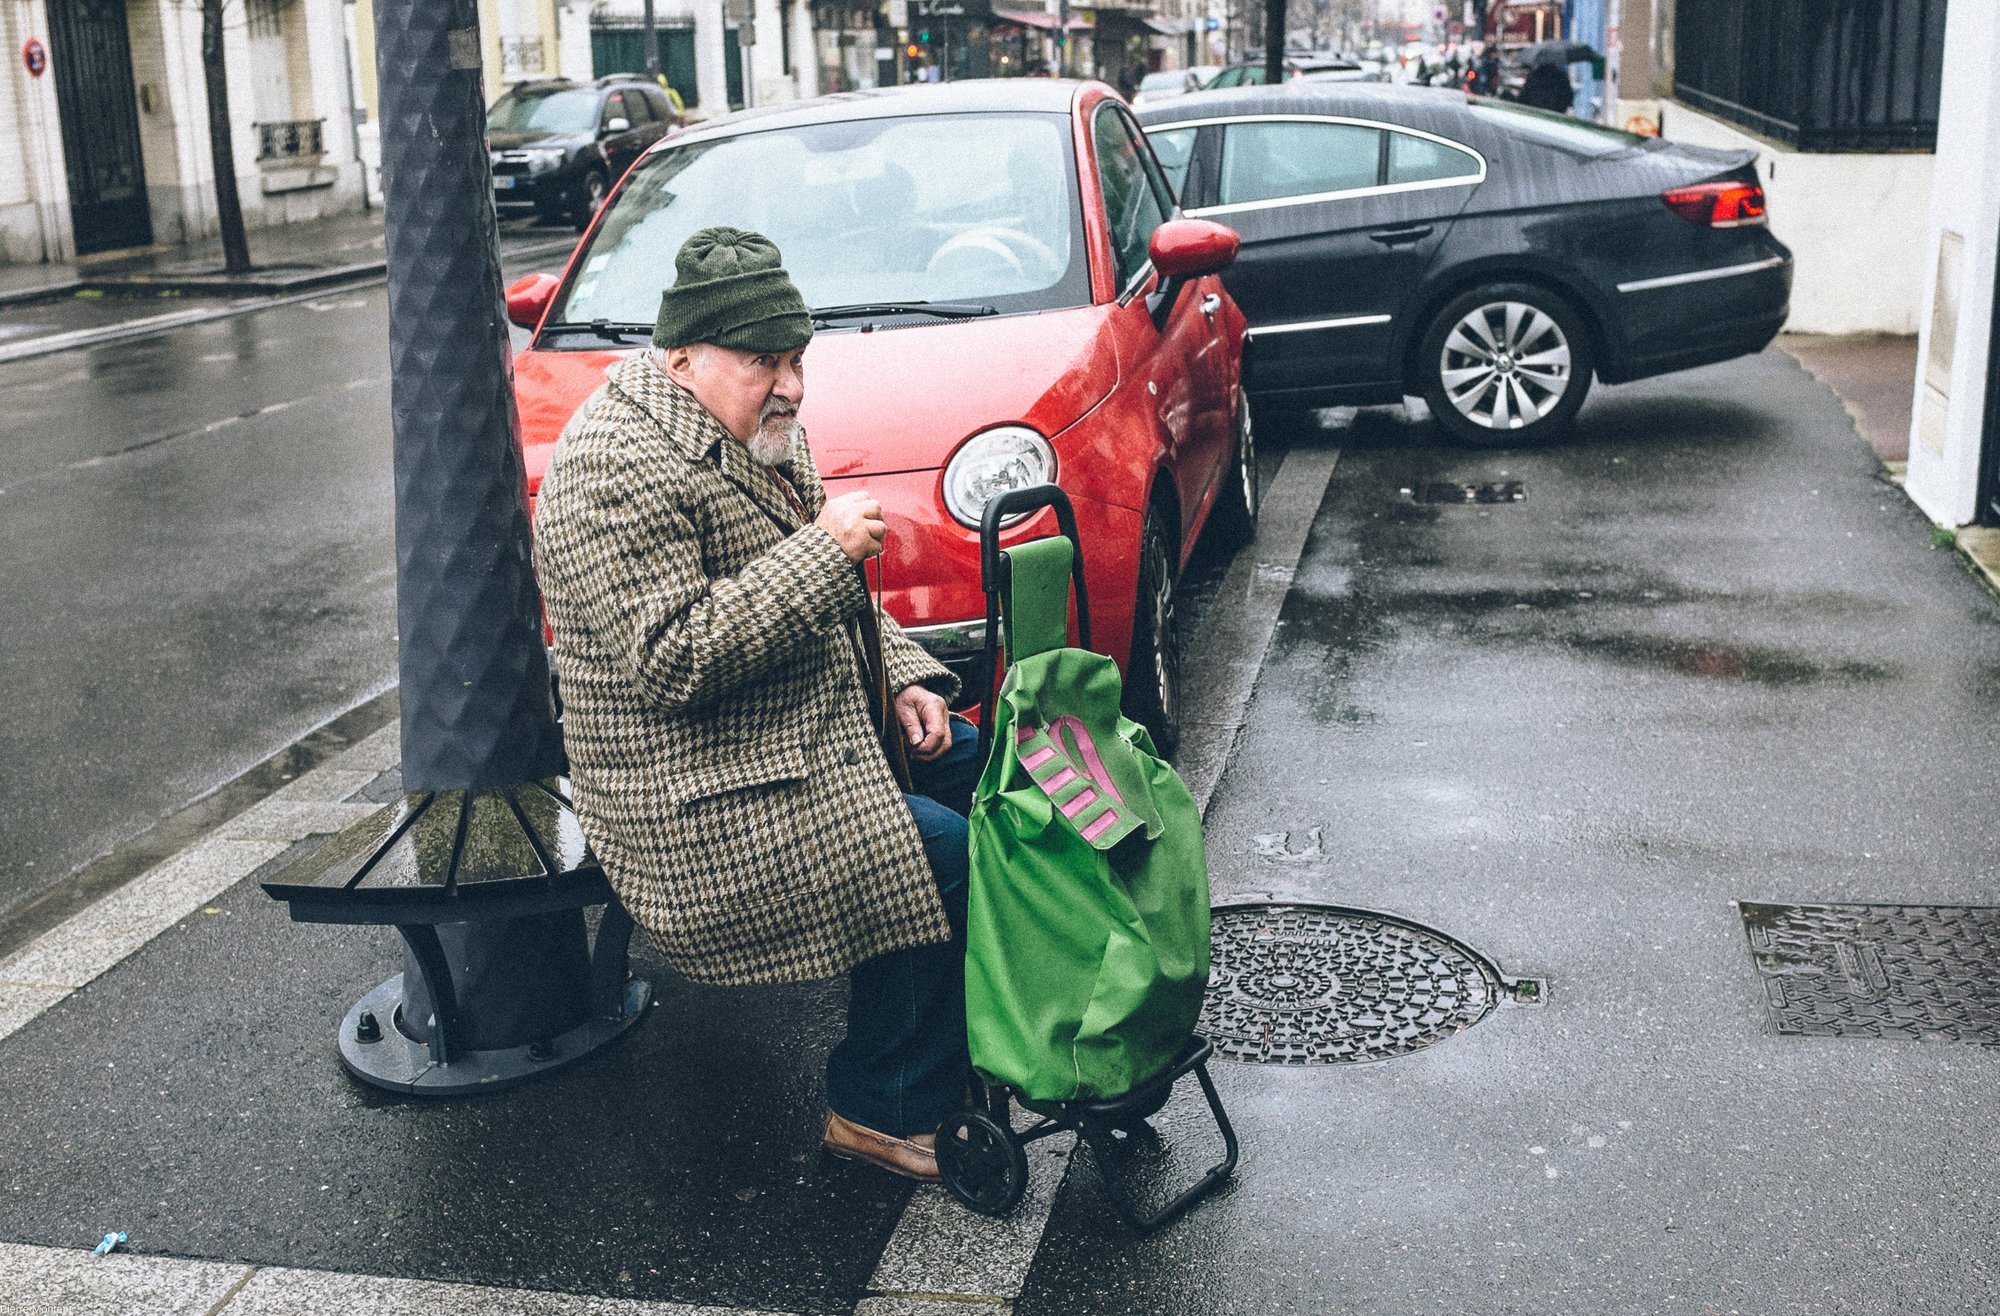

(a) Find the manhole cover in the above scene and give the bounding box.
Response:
[1410,480,1526,505]
[1740,901,2000,1043]
[1200,904,1503,1064]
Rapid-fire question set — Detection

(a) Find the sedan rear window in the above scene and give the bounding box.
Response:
[1467,97,1646,157]
[555,112,1088,327]
[1386,131,1480,185]
[1219,120,1382,206]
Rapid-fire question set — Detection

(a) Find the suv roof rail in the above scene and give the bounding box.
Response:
[595,71,656,86]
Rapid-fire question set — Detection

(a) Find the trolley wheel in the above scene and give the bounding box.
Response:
[936,1108,1030,1216]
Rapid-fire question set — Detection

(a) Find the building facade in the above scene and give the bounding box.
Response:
[1,0,369,265]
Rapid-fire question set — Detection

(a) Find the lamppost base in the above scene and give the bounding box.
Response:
[337,972,653,1096]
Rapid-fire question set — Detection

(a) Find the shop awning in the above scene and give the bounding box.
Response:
[991,8,1092,31]
[1143,16,1186,35]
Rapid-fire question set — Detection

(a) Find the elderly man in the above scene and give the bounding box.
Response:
[532,227,978,1182]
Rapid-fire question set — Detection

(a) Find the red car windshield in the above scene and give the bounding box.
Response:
[552,110,1091,330]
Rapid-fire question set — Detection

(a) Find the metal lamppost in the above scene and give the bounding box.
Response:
[263,0,650,1095]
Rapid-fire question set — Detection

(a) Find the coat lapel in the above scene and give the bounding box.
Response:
[607,354,806,533]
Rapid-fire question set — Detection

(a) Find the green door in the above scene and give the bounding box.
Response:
[725,28,744,109]
[589,23,701,107]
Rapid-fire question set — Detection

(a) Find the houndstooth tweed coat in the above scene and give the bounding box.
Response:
[532,353,959,986]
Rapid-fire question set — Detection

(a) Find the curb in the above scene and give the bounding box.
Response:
[0,236,577,365]
[0,687,398,962]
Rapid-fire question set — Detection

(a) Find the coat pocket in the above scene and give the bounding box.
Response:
[661,742,808,807]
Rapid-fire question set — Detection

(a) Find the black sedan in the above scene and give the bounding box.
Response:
[1137,84,1792,444]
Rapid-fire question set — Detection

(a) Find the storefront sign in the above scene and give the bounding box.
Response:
[22,37,46,77]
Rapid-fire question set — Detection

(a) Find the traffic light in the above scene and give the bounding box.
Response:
[906,42,920,57]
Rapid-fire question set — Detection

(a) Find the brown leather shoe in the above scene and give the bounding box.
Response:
[822,1109,941,1183]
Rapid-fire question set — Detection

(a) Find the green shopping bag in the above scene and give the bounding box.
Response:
[965,535,1211,1103]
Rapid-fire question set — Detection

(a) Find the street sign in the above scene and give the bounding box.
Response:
[1204,16,1218,30]
[22,37,46,77]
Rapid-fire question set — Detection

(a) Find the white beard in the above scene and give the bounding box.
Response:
[750,415,801,467]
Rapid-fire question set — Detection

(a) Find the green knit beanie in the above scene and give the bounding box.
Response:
[652,226,814,352]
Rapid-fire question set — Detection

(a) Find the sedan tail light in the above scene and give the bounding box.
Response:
[1662,179,1768,228]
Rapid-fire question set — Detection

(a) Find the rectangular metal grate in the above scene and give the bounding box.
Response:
[1739,901,2000,1043]
[1410,481,1526,505]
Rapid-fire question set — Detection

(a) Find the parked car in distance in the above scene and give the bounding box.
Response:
[1138,83,1792,445]
[503,80,1253,753]
[1204,58,1386,88]
[489,74,684,230]
[1132,67,1217,106]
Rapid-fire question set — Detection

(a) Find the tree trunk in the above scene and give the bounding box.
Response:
[202,0,252,274]
[1262,0,1285,84]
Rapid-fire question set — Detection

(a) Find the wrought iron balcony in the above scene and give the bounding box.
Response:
[256,118,326,162]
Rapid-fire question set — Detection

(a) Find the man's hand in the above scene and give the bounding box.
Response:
[893,684,952,761]
[816,491,887,563]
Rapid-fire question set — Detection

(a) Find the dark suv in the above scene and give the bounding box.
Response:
[489,75,682,229]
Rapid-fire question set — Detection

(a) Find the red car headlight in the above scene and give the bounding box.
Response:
[942,425,1056,529]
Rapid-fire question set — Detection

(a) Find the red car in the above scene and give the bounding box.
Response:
[504,80,1253,753]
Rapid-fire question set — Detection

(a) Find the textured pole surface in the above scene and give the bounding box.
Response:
[374,0,565,792]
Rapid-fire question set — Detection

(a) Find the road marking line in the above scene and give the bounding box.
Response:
[860,442,1340,1308]
[0,237,574,366]
[0,1243,794,1315]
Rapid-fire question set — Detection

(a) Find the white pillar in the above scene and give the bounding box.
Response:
[788,0,817,98]
[695,0,728,111]
[0,0,75,262]
[1902,0,2000,527]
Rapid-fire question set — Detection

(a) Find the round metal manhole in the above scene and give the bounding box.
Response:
[1199,904,1504,1064]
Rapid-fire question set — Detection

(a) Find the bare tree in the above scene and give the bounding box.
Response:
[201,0,252,273]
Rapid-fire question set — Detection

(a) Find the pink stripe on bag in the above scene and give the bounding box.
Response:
[1058,787,1099,818]
[1041,766,1078,792]
[1017,725,1039,744]
[1020,745,1058,771]
[1079,809,1122,841]
[1050,716,1126,805]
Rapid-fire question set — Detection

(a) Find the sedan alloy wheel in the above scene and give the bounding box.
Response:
[1418,282,1595,446]
[1443,301,1569,428]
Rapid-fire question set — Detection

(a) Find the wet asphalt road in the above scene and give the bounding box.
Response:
[0,256,558,924]
[1017,353,2000,1313]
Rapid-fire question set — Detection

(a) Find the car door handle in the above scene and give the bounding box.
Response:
[1368,225,1434,246]
[1200,293,1221,317]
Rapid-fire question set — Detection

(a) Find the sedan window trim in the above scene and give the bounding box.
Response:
[1149,113,1487,218]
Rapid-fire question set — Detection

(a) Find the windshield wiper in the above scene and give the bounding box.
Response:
[538,319,653,343]
[811,301,997,325]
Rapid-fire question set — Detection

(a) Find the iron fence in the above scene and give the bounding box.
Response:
[1673,0,1944,152]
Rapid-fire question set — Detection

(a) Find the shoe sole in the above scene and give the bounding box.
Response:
[823,1140,942,1183]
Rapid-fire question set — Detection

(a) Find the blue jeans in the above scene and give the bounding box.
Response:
[824,718,980,1138]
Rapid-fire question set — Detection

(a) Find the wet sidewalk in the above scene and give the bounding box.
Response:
[1014,348,2000,1314]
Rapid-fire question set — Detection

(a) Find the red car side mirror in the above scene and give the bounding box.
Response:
[1150,218,1239,280]
[505,272,560,331]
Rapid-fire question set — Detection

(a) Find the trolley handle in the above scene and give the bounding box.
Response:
[979,484,1091,652]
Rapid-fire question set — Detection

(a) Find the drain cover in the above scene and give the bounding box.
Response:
[1740,901,2000,1043]
[1200,904,1502,1064]
[1410,480,1526,505]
